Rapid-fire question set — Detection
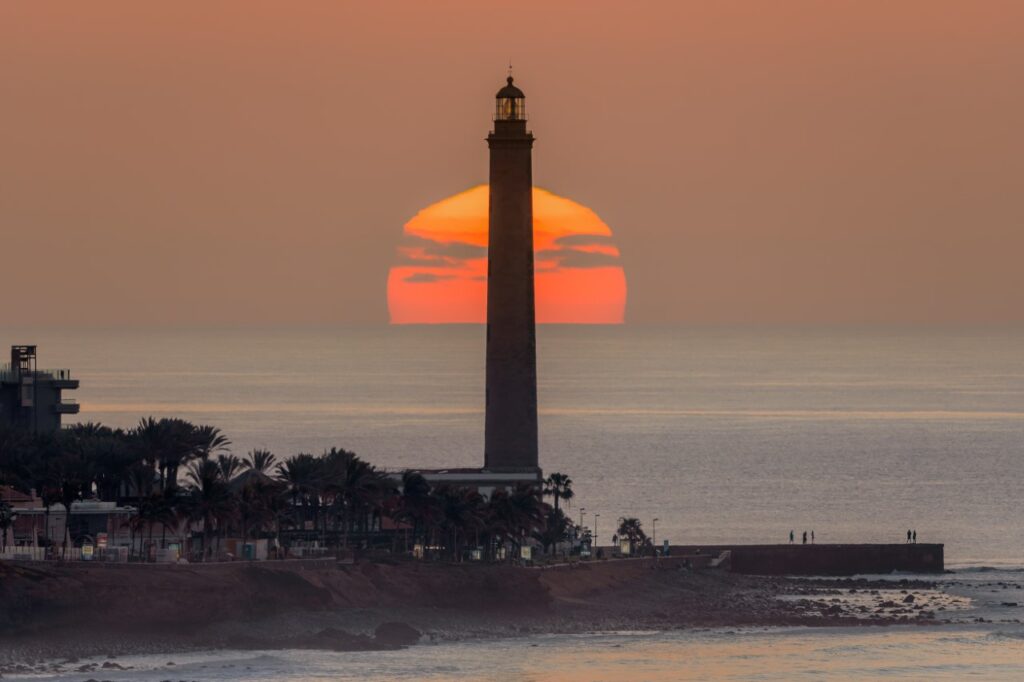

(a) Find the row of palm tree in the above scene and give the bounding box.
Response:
[0,419,574,562]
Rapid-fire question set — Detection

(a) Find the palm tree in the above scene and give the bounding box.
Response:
[135,492,175,561]
[542,472,575,512]
[64,422,111,500]
[534,507,571,555]
[81,426,139,502]
[509,484,548,555]
[46,431,93,558]
[134,417,195,492]
[0,501,15,554]
[276,453,323,535]
[320,448,392,548]
[234,475,284,544]
[392,471,436,553]
[616,517,647,555]
[125,509,149,561]
[191,424,231,461]
[487,484,548,561]
[433,485,485,561]
[57,463,85,559]
[30,439,66,553]
[184,458,235,561]
[244,449,277,475]
[216,453,244,482]
[125,461,157,502]
[260,480,292,556]
[156,488,182,549]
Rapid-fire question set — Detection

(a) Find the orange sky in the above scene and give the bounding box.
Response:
[387,186,626,323]
[1,2,1022,326]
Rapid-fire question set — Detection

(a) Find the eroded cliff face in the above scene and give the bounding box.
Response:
[0,556,958,669]
[0,560,551,635]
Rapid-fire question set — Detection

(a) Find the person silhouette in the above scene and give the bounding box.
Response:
[789,530,795,544]
[907,529,912,543]
[802,531,807,545]
[811,530,815,544]
[912,530,917,544]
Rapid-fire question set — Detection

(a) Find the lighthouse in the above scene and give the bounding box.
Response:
[400,76,542,494]
[484,76,539,473]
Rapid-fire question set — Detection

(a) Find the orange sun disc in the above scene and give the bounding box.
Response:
[387,185,627,324]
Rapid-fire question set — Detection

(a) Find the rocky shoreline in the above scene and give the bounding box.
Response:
[0,558,996,678]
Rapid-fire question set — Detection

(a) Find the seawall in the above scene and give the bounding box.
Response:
[668,544,944,575]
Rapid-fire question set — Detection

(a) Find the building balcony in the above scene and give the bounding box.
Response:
[0,365,77,388]
[53,399,80,415]
[43,369,78,389]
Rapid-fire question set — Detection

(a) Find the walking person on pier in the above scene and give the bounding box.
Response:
[811,530,815,544]
[913,530,917,544]
[802,531,807,545]
[907,529,912,543]
[790,530,795,544]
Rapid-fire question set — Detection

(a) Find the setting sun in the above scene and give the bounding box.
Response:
[387,185,627,324]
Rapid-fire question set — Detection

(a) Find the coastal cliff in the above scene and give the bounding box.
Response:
[0,559,549,635]
[0,555,953,667]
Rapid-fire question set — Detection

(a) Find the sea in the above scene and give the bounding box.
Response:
[3,325,1023,680]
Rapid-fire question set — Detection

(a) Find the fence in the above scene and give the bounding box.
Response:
[0,546,130,562]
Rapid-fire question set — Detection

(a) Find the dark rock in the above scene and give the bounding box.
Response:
[303,627,379,651]
[903,594,915,603]
[374,622,421,647]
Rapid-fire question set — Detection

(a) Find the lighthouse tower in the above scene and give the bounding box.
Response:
[484,76,539,473]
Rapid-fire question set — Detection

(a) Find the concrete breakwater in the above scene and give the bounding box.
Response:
[668,544,944,575]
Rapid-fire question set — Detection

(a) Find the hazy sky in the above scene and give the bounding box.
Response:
[2,1,1022,326]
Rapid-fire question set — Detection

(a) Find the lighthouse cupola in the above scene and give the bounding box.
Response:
[495,76,526,122]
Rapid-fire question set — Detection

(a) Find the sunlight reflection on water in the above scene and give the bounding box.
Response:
[17,627,1024,681]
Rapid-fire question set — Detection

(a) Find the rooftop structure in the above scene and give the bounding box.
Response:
[0,345,79,433]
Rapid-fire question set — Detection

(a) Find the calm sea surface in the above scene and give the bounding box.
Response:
[5,326,1024,680]
[5,325,1022,566]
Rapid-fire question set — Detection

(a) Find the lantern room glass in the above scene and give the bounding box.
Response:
[495,96,526,121]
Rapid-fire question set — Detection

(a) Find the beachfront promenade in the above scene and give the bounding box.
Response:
[667,543,944,575]
[541,543,943,575]
[1,543,944,577]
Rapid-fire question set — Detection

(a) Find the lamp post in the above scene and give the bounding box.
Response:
[653,518,659,557]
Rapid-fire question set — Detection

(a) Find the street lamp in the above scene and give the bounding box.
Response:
[653,518,659,556]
